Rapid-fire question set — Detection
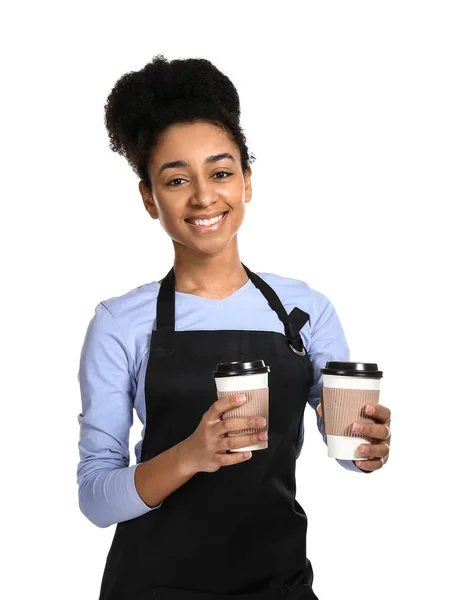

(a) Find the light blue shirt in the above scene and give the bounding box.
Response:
[77,271,368,528]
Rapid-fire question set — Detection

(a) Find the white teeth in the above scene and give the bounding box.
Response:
[190,212,226,226]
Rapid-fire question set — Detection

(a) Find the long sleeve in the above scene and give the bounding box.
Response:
[305,289,371,473]
[76,302,162,528]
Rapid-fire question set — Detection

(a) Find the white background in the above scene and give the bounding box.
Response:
[2,1,450,598]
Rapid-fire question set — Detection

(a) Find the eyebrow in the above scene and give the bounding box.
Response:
[158,153,236,176]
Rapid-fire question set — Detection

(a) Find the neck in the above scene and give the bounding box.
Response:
[164,240,249,296]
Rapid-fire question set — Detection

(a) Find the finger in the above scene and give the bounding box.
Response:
[354,458,385,471]
[352,421,390,440]
[356,441,390,458]
[211,393,247,421]
[364,403,391,423]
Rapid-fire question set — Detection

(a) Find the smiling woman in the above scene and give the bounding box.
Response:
[103,54,256,297]
[77,53,370,600]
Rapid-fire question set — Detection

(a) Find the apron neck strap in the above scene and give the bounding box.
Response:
[156,263,309,352]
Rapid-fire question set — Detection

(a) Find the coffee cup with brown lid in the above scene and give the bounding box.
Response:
[213,359,270,452]
[320,361,383,460]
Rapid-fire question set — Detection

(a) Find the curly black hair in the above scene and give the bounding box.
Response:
[104,54,255,191]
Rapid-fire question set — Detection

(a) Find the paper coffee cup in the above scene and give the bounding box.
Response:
[213,360,270,452]
[320,361,383,460]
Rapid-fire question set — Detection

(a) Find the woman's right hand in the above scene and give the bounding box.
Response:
[181,394,268,474]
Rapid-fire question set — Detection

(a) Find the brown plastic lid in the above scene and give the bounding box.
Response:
[321,361,383,378]
[213,359,270,378]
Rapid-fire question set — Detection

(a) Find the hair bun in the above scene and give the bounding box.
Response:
[104,54,254,188]
[144,56,241,119]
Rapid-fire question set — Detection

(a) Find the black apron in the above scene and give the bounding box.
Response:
[99,264,318,600]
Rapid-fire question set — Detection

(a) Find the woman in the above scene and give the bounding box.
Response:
[77,54,391,600]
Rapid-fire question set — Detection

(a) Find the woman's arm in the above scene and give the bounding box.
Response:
[77,302,168,528]
[134,440,197,508]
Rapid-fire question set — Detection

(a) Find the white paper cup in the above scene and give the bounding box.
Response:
[321,362,383,460]
[213,361,269,452]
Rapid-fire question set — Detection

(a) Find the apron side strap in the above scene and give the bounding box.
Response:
[286,307,310,353]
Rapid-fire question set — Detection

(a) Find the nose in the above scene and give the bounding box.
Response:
[189,177,217,209]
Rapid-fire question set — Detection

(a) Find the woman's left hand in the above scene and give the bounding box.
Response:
[317,402,391,471]
[350,403,391,471]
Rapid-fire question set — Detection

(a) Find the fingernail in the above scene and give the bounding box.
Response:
[359,445,367,454]
[236,394,246,403]
[352,422,363,433]
[365,405,375,415]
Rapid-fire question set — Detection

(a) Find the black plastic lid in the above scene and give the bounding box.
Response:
[320,361,383,378]
[213,359,270,378]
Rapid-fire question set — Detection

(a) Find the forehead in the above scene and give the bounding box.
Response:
[152,121,235,162]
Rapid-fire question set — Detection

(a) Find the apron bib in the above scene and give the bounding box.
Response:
[99,264,318,600]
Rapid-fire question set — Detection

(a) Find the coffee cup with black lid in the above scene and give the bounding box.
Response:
[320,361,383,460]
[213,360,270,452]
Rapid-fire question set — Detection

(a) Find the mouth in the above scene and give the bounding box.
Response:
[185,211,229,232]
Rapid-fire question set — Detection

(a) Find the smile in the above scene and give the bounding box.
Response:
[185,211,228,231]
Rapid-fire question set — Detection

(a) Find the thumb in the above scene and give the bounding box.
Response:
[317,389,324,417]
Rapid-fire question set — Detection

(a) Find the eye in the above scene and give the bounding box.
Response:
[167,178,186,187]
[213,171,232,179]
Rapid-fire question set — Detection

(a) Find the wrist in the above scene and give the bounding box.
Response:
[177,437,198,478]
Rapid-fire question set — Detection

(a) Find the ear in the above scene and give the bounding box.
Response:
[244,166,252,204]
[139,180,159,219]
